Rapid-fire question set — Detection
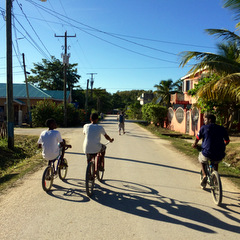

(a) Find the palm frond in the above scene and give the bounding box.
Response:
[205,29,240,44]
[197,73,240,102]
[179,50,240,75]
[223,0,240,21]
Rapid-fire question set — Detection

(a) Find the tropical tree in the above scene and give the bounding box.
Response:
[179,0,240,128]
[154,79,182,107]
[28,56,81,90]
[180,40,240,128]
[92,88,112,113]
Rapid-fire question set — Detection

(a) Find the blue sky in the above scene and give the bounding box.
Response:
[0,0,238,93]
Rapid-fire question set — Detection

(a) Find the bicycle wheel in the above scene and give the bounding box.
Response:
[86,161,95,197]
[58,158,68,180]
[42,166,53,192]
[97,156,104,182]
[210,171,222,206]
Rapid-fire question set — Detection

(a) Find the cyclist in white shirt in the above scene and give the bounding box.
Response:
[83,113,114,163]
[38,119,63,160]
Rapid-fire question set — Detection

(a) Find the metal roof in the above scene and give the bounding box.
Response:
[0,83,69,100]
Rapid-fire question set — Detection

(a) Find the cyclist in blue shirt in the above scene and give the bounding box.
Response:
[192,114,230,187]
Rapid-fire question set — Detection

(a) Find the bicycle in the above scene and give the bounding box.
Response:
[42,140,72,192]
[200,160,223,206]
[85,141,112,197]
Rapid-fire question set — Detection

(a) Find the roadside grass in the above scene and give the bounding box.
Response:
[0,135,45,192]
[140,123,240,189]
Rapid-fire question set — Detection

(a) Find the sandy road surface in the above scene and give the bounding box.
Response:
[1,115,240,240]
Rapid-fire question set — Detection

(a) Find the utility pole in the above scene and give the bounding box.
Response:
[87,73,97,99]
[85,79,89,121]
[22,53,32,127]
[6,0,14,149]
[55,31,76,127]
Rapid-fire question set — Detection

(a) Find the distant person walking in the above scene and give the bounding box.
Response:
[118,111,125,135]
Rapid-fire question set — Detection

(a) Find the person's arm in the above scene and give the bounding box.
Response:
[223,128,230,146]
[192,137,199,148]
[104,133,114,142]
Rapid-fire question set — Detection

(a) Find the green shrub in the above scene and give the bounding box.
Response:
[31,100,85,127]
[142,103,167,126]
[126,102,142,119]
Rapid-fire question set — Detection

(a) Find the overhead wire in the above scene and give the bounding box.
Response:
[1,0,202,78]
[12,14,24,70]
[23,0,191,62]
[57,0,93,75]
[12,15,51,60]
[16,0,52,58]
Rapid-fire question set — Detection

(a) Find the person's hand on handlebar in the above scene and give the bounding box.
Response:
[192,143,197,148]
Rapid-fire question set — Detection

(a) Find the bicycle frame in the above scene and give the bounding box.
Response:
[85,142,110,197]
[42,144,70,192]
[202,160,223,206]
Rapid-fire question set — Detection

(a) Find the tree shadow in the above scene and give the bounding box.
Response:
[105,155,199,175]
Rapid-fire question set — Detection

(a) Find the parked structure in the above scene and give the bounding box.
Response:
[0,83,70,126]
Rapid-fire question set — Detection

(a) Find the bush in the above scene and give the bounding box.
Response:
[31,100,85,127]
[142,103,167,126]
[126,102,142,119]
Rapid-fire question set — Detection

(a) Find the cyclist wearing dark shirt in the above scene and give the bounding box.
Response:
[192,114,230,186]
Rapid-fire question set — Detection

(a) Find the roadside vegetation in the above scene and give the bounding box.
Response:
[0,135,44,192]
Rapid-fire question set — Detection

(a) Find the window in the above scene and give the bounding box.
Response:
[186,80,190,91]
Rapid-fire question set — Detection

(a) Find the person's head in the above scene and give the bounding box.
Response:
[90,113,99,123]
[45,118,57,129]
[204,114,216,125]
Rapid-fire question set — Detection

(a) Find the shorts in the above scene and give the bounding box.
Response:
[86,144,106,162]
[119,122,124,130]
[198,152,221,164]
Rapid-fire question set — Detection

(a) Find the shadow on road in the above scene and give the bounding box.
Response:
[92,179,240,234]
[46,178,89,203]
[106,155,199,175]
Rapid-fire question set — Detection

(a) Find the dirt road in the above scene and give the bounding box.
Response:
[1,115,240,239]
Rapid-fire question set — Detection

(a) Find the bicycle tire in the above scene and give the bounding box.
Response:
[86,161,95,197]
[42,166,53,192]
[210,170,222,206]
[58,158,68,180]
[97,156,104,182]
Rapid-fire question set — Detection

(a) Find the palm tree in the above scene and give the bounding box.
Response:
[180,37,240,128]
[154,79,181,108]
[179,0,240,128]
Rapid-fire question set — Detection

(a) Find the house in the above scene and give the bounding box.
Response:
[167,70,208,136]
[0,83,70,125]
[137,93,154,105]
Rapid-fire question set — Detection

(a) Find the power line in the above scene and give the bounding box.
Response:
[23,0,207,62]
[12,15,51,60]
[16,0,52,57]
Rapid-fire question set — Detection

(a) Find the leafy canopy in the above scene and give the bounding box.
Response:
[27,56,81,90]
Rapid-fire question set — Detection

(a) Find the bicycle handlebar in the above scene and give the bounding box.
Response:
[64,145,72,151]
[105,139,114,145]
